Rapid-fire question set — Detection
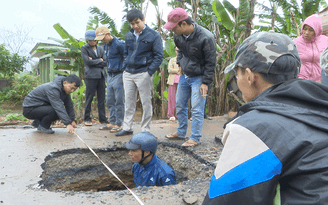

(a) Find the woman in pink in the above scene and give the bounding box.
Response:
[167,47,180,121]
[294,14,327,82]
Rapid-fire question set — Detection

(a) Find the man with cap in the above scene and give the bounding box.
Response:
[95,26,125,133]
[202,31,328,204]
[126,132,177,187]
[163,8,216,147]
[81,30,107,126]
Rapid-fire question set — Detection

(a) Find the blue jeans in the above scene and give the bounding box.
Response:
[106,73,124,126]
[176,74,207,143]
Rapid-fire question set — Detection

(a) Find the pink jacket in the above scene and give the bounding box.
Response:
[294,14,327,82]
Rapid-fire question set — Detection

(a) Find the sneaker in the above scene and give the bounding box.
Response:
[169,117,176,121]
[84,121,92,126]
[37,125,55,134]
[31,120,40,128]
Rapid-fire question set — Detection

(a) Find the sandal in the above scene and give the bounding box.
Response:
[165,132,184,140]
[110,126,122,133]
[181,139,199,147]
[84,121,92,126]
[99,124,115,130]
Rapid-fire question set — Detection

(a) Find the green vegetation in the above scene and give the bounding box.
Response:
[1,0,327,122]
[4,113,27,121]
[0,73,40,104]
[0,44,29,78]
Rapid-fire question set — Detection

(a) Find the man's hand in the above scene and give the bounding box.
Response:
[89,57,92,60]
[178,66,183,75]
[71,121,76,127]
[200,84,208,97]
[67,124,75,135]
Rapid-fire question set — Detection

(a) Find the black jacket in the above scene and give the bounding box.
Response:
[174,23,216,85]
[81,43,107,79]
[22,76,75,125]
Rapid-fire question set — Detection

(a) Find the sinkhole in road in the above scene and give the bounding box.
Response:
[38,142,215,192]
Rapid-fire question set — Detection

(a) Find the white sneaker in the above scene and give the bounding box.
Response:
[169,117,176,121]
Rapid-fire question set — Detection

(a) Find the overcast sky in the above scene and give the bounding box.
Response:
[1,0,240,59]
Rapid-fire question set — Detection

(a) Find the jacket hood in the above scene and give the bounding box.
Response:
[301,14,323,42]
[53,76,65,90]
[235,79,328,132]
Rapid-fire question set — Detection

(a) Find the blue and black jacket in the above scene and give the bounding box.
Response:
[103,37,125,73]
[203,79,328,205]
[124,25,164,76]
[132,154,177,187]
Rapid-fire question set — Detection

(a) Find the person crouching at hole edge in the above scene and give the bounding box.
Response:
[126,132,177,187]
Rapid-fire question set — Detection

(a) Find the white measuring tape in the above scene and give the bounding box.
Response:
[74,132,145,205]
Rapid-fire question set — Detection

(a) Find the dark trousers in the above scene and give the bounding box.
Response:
[84,78,106,122]
[23,106,59,129]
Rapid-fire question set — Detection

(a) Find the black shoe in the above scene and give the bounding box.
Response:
[31,120,40,128]
[115,130,133,136]
[37,125,55,134]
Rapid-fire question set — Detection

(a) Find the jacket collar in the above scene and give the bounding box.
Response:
[142,154,157,169]
[107,37,117,46]
[129,24,149,36]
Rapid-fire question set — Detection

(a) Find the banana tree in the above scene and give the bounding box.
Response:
[256,0,327,37]
[36,23,85,79]
[210,0,256,115]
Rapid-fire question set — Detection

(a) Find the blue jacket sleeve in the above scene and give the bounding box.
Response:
[148,33,164,76]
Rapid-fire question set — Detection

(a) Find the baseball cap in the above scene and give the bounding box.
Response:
[95,26,110,41]
[224,31,301,75]
[163,7,188,30]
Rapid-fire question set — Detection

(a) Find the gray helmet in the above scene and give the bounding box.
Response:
[85,30,96,41]
[224,31,300,75]
[125,132,158,154]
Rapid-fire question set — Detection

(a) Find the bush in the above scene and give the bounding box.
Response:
[4,113,27,121]
[0,73,40,104]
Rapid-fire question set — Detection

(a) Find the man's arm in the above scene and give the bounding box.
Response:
[81,45,106,67]
[123,38,128,70]
[119,40,126,70]
[202,122,281,205]
[46,88,74,126]
[64,95,75,122]
[201,37,216,86]
[148,32,164,76]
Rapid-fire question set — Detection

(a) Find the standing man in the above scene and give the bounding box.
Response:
[164,8,216,147]
[116,9,164,136]
[23,74,80,134]
[126,132,177,187]
[95,26,125,133]
[202,32,328,204]
[81,30,107,126]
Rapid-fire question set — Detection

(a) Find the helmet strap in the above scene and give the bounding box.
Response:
[139,151,153,165]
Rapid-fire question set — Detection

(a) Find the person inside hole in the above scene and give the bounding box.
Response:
[125,132,177,187]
